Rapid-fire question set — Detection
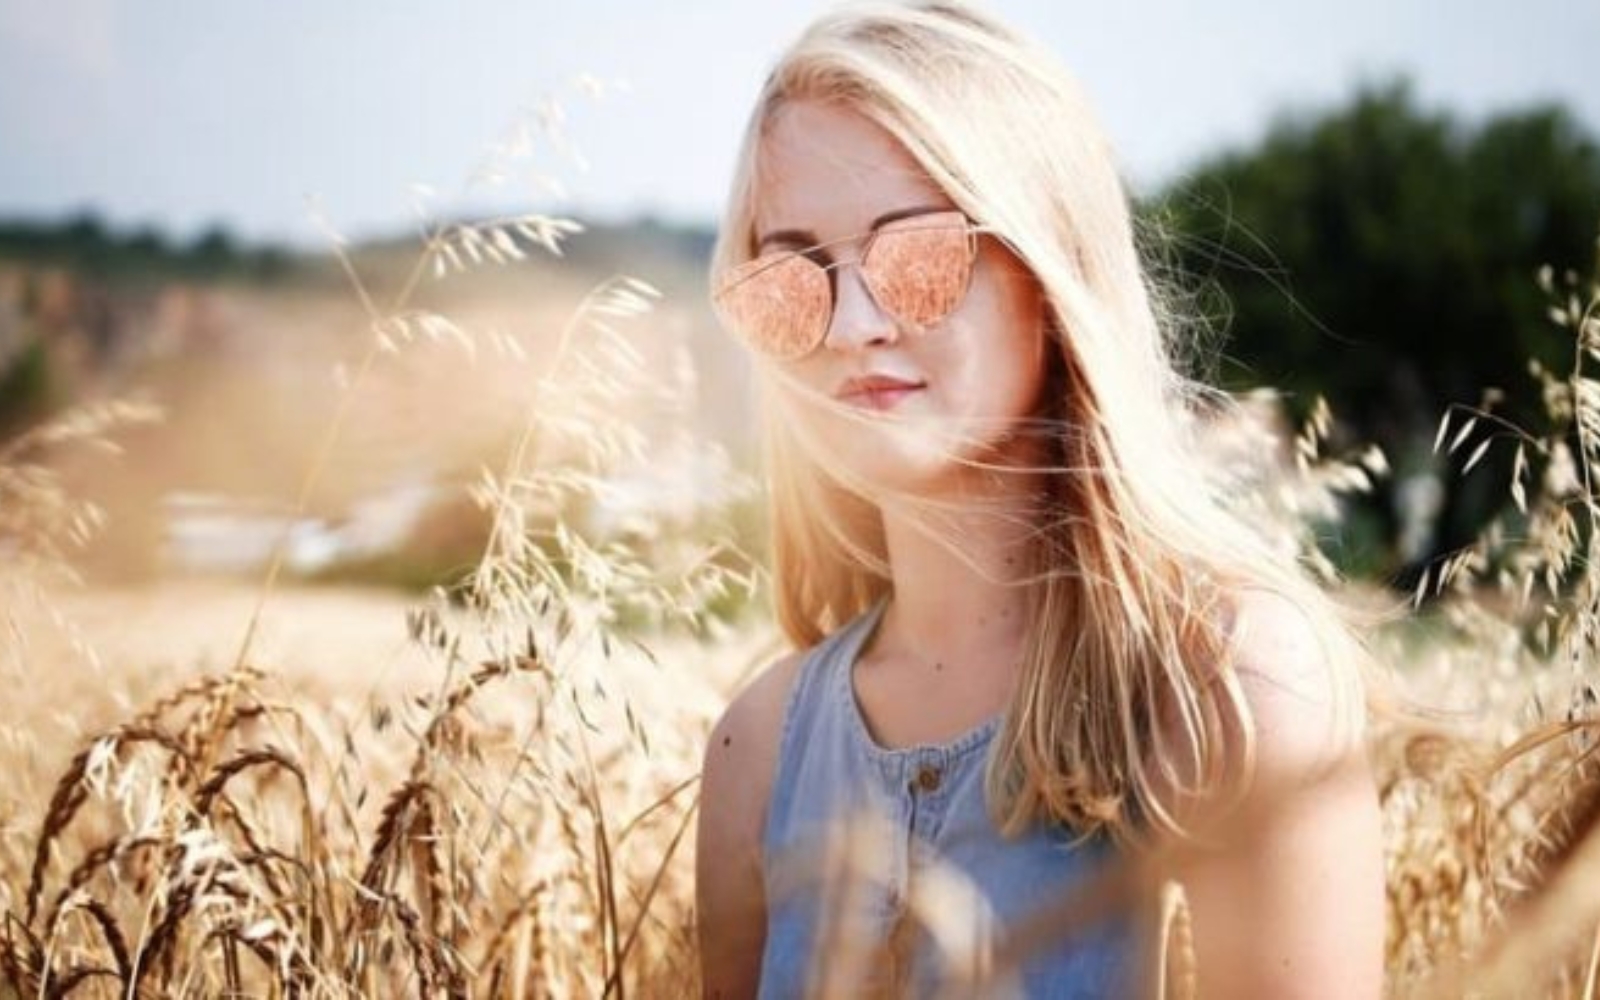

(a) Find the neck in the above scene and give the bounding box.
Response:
[873,473,1042,670]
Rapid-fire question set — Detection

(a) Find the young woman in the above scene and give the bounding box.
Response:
[695,2,1385,997]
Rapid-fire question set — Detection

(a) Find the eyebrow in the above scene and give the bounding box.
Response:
[754,204,952,253]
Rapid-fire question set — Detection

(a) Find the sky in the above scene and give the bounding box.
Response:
[2,0,1598,247]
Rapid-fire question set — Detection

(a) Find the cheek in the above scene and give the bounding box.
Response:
[770,356,834,398]
[964,274,1048,415]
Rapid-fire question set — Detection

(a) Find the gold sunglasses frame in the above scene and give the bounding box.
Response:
[713,210,986,361]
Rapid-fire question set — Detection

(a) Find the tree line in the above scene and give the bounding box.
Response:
[3,77,1598,584]
[1149,78,1600,584]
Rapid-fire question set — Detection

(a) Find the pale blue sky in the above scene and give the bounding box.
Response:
[2,0,1597,246]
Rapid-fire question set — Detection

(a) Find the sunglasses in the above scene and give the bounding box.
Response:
[713,209,982,360]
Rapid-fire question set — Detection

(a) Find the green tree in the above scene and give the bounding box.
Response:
[185,223,239,279]
[1151,79,1600,582]
[0,339,54,437]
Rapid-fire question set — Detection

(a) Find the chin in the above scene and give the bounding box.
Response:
[822,419,992,501]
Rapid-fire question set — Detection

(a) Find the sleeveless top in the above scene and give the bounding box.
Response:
[757,600,1139,999]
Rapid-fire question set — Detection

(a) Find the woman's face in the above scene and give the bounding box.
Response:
[749,99,1051,497]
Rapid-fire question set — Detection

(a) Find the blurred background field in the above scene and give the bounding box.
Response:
[3,1,1600,995]
[5,83,1600,592]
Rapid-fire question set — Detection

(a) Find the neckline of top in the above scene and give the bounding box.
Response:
[834,597,1004,762]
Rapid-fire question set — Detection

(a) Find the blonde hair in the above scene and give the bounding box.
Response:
[711,0,1366,845]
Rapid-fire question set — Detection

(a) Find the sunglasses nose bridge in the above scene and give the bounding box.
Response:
[822,255,897,352]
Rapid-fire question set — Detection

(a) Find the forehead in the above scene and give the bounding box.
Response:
[752,100,950,241]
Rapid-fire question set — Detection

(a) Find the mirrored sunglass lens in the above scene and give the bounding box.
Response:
[862,217,972,328]
[714,254,831,359]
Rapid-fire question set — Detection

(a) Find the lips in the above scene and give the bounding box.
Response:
[836,373,926,411]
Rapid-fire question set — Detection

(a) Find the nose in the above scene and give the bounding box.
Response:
[821,261,896,353]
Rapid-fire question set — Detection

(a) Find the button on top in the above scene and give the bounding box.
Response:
[913,765,942,793]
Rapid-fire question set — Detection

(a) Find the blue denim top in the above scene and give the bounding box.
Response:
[756,600,1137,998]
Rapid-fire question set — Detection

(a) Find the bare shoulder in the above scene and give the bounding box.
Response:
[696,649,809,998]
[699,647,811,868]
[1227,587,1367,783]
[1168,589,1385,998]
[703,649,808,795]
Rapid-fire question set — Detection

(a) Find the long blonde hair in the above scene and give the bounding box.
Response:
[710,0,1366,845]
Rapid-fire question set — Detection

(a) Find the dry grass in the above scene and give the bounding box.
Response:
[0,140,761,993]
[0,631,717,998]
[4,90,1600,994]
[0,283,758,997]
[1365,243,1600,999]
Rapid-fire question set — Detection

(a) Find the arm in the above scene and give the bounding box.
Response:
[696,653,804,1000]
[1171,592,1386,1000]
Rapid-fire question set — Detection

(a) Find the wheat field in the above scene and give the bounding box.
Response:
[3,190,1600,997]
